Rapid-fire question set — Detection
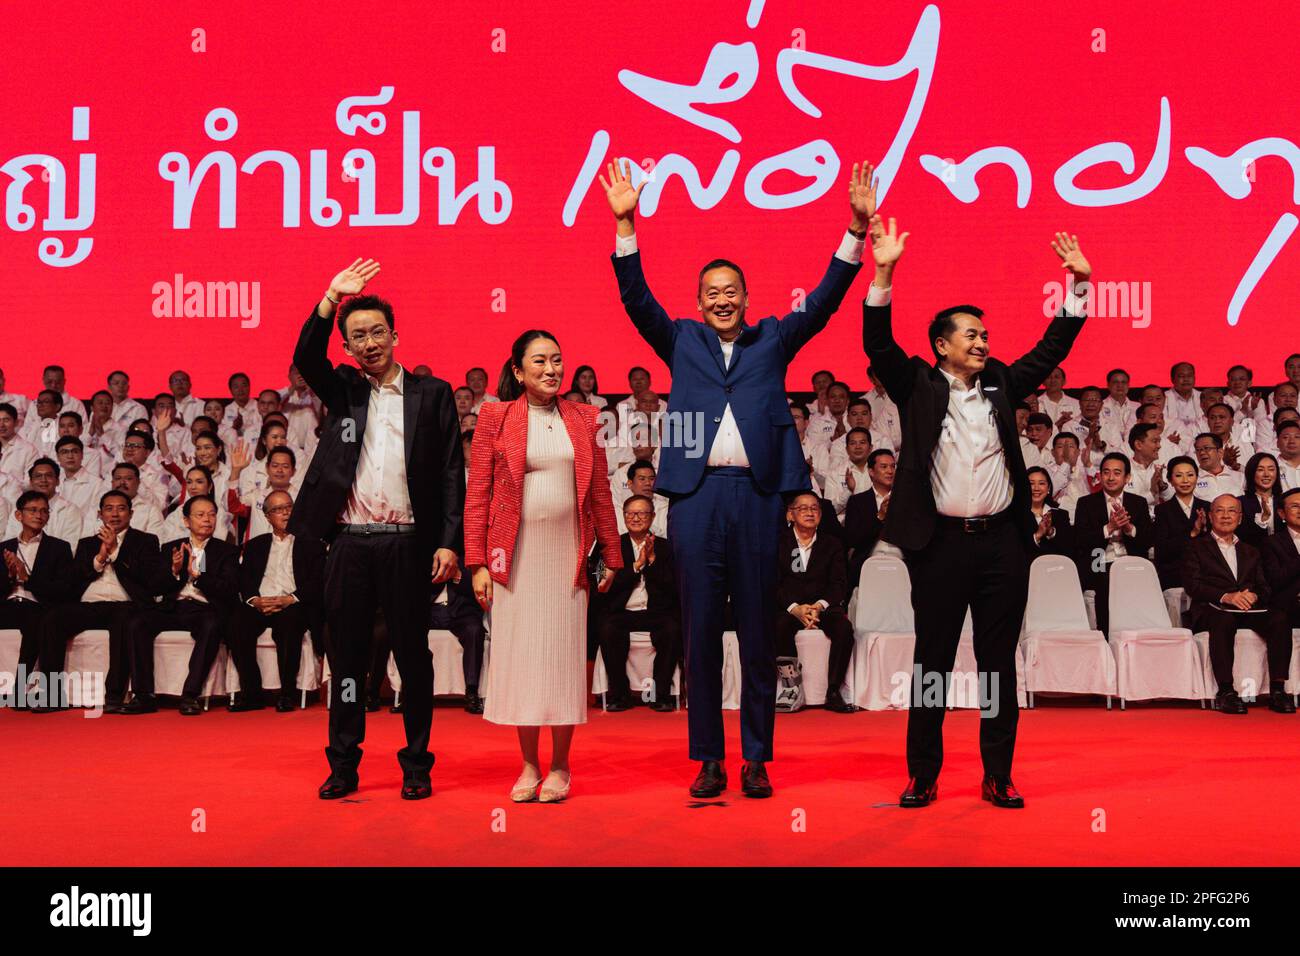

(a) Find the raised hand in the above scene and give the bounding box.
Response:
[230,440,252,473]
[96,525,118,562]
[848,161,878,231]
[844,467,856,493]
[327,258,381,299]
[870,215,908,270]
[1223,444,1241,470]
[598,159,646,223]
[1192,508,1207,537]
[1050,232,1091,282]
[1055,410,1074,430]
[171,544,185,576]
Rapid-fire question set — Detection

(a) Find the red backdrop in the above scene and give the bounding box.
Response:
[4,0,1296,398]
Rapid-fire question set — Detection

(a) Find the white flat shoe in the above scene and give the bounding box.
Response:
[538,770,571,803]
[510,772,542,803]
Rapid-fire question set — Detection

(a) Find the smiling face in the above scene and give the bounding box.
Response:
[869,452,895,490]
[1227,367,1252,397]
[514,338,562,403]
[1044,367,1065,394]
[1100,458,1128,494]
[1252,457,1278,493]
[29,463,58,496]
[1170,461,1198,497]
[1284,493,1300,532]
[194,437,220,469]
[185,468,213,498]
[1132,428,1161,462]
[1028,471,1050,506]
[697,265,748,341]
[1107,371,1130,401]
[1079,389,1103,419]
[935,313,989,378]
[266,451,295,489]
[99,494,131,533]
[342,310,396,379]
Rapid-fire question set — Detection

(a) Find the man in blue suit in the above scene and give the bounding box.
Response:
[600,158,873,798]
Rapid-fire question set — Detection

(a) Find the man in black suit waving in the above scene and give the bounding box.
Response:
[596,495,681,713]
[1,491,74,702]
[775,492,856,713]
[1183,494,1294,714]
[1073,453,1155,637]
[863,215,1092,808]
[122,495,241,715]
[232,490,326,713]
[34,490,162,712]
[291,258,464,801]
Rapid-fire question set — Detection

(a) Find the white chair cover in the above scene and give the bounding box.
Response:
[850,557,917,710]
[224,629,321,700]
[1021,555,1116,702]
[1108,557,1206,703]
[150,630,226,702]
[591,630,682,705]
[0,627,109,706]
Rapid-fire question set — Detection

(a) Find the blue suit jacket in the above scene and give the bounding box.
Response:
[612,249,861,497]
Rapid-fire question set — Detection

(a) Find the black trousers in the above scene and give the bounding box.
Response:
[429,600,485,692]
[597,606,682,703]
[324,531,433,782]
[903,517,1028,781]
[773,607,854,695]
[37,600,135,705]
[1192,605,1293,693]
[232,601,313,699]
[0,599,48,672]
[127,599,226,700]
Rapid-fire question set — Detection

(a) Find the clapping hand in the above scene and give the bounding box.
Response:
[1191,508,1207,537]
[1055,410,1074,430]
[1037,510,1053,539]
[1223,444,1241,469]
[171,541,191,577]
[4,549,28,583]
[96,525,118,563]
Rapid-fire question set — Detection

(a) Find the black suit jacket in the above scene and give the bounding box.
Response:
[776,527,849,611]
[158,536,241,610]
[1153,497,1211,589]
[70,529,162,606]
[1261,531,1300,615]
[1182,533,1271,619]
[603,533,678,616]
[843,489,887,587]
[1029,505,1074,558]
[1,534,75,604]
[1072,491,1155,584]
[289,307,464,555]
[863,299,1086,551]
[1237,492,1286,549]
[239,532,326,623]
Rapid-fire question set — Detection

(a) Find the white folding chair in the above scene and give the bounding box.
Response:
[1194,629,1272,702]
[0,627,109,707]
[850,556,916,711]
[386,630,469,704]
[224,629,321,708]
[1163,587,1188,628]
[150,630,226,709]
[1107,557,1206,707]
[1021,555,1116,707]
[591,630,682,709]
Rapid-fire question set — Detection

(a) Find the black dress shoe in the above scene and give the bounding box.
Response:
[318,775,358,800]
[1217,690,1248,715]
[981,774,1025,808]
[276,695,296,713]
[899,777,938,808]
[604,695,632,713]
[365,692,381,713]
[1269,690,1296,714]
[464,691,484,714]
[29,703,71,714]
[649,696,675,712]
[390,701,404,714]
[179,697,204,716]
[401,780,433,800]
[103,699,126,715]
[228,694,265,713]
[824,694,859,713]
[120,695,158,715]
[689,760,727,798]
[741,761,773,798]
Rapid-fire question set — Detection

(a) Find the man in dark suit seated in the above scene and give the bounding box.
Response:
[596,495,681,713]
[843,448,895,587]
[122,495,241,716]
[1072,453,1154,637]
[231,490,326,713]
[430,561,487,715]
[1153,456,1210,590]
[1,491,74,705]
[1262,487,1300,637]
[1182,494,1294,714]
[33,490,162,712]
[775,492,856,712]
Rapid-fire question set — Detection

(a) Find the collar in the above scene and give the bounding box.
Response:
[1289,526,1300,542]
[18,530,43,545]
[189,534,211,551]
[938,366,982,395]
[363,364,405,394]
[1212,530,1238,547]
[794,529,818,549]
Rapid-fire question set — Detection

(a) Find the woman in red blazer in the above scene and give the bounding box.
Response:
[464,330,622,803]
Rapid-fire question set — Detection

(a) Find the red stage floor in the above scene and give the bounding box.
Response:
[5,700,1297,867]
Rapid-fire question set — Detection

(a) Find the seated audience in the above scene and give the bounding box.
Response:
[1181,495,1294,715]
[1165,361,1201,437]
[161,464,233,544]
[1038,366,1081,432]
[1275,420,1300,490]
[0,403,38,486]
[1261,488,1300,643]
[1,458,92,544]
[1073,452,1154,637]
[863,366,902,451]
[824,426,873,517]
[0,491,75,689]
[110,462,166,538]
[106,370,146,428]
[18,389,63,458]
[1153,456,1210,590]
[569,365,608,409]
[54,436,107,512]
[1237,452,1285,548]
[1193,433,1245,498]
[614,459,668,538]
[221,372,261,444]
[1019,412,1055,468]
[169,369,205,427]
[1027,466,1073,557]
[0,368,31,424]
[1125,422,1170,512]
[843,449,896,584]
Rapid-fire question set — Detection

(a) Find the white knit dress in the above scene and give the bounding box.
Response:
[483,402,588,726]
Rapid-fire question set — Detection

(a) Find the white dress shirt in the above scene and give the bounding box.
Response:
[110,398,147,428]
[1195,467,1245,499]
[1038,392,1081,431]
[256,531,298,600]
[341,366,412,525]
[786,531,829,613]
[1212,531,1239,580]
[1126,458,1171,512]
[826,460,873,516]
[8,532,43,602]
[1279,458,1300,492]
[176,537,210,603]
[128,497,167,538]
[83,529,131,602]
[864,389,903,451]
[624,536,651,612]
[57,468,106,515]
[0,434,38,484]
[1099,397,1139,451]
[931,368,1014,518]
[1101,491,1138,563]
[174,394,205,429]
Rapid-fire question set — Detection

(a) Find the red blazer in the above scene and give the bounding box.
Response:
[464,396,623,588]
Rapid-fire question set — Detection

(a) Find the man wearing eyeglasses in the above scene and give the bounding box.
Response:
[1,490,74,702]
[291,258,464,801]
[231,490,325,713]
[595,495,681,713]
[0,458,92,545]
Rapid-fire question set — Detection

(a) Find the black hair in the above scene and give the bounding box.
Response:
[0,402,16,420]
[569,365,599,396]
[697,258,746,294]
[99,489,131,510]
[1026,412,1053,430]
[267,445,297,468]
[58,411,83,427]
[1194,432,1223,450]
[183,493,216,518]
[622,493,656,513]
[227,371,250,387]
[124,430,155,452]
[112,461,141,479]
[498,330,561,402]
[928,305,984,359]
[27,457,58,479]
[1128,422,1160,448]
[1101,451,1131,474]
[336,295,395,340]
[55,435,83,452]
[867,448,895,469]
[1244,452,1281,496]
[1166,455,1198,481]
[16,490,49,511]
[627,459,656,481]
[1025,466,1053,496]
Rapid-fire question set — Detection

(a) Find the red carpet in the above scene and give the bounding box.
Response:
[5,700,1297,866]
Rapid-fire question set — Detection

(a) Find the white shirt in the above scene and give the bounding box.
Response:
[341,366,412,525]
[221,399,262,442]
[176,536,209,603]
[1164,389,1201,432]
[128,497,166,538]
[174,394,205,428]
[0,434,37,484]
[469,394,499,414]
[614,492,669,539]
[0,392,30,423]
[864,389,903,451]
[786,531,829,613]
[257,532,297,599]
[109,398,147,428]
[1212,531,1239,581]
[18,414,61,458]
[0,494,90,546]
[83,528,131,603]
[161,504,232,545]
[1279,458,1300,492]
[826,460,873,516]
[1019,438,1055,470]
[1101,492,1138,563]
[624,536,651,612]
[931,368,1014,518]
[280,388,322,457]
[1038,392,1081,431]
[1126,458,1171,512]
[1289,526,1300,557]
[8,532,43,602]
[1099,397,1139,451]
[57,468,107,515]
[1195,467,1245,499]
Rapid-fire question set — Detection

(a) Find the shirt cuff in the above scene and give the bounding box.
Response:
[866,283,892,307]
[835,230,865,265]
[787,603,799,614]
[614,233,638,258]
[1064,281,1092,316]
[816,599,829,609]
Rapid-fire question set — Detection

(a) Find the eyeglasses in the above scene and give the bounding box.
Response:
[20,507,50,516]
[624,510,653,519]
[265,505,293,515]
[790,505,820,514]
[124,442,147,450]
[348,327,392,347]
